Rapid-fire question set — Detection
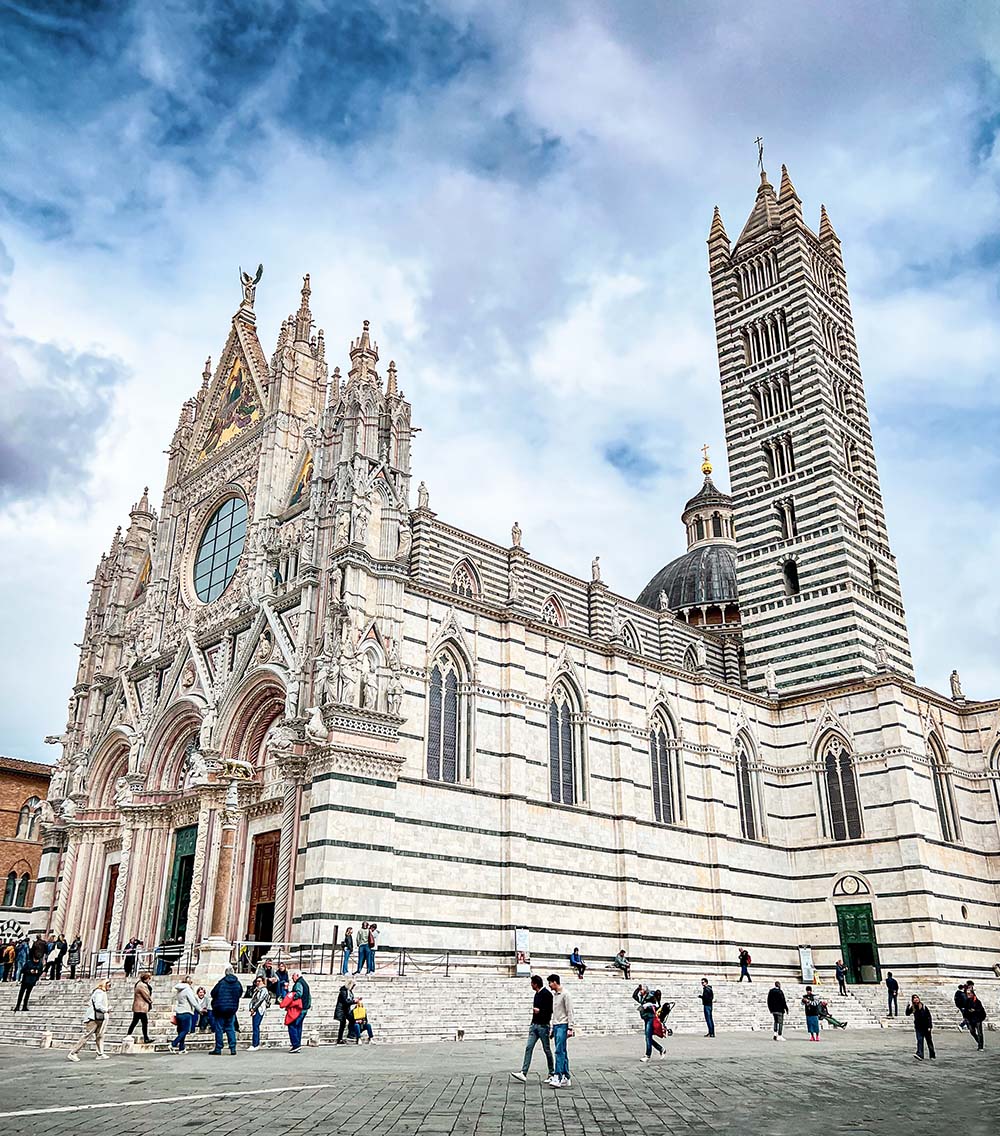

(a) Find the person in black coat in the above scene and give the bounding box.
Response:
[209,966,244,1055]
[700,978,715,1038]
[13,956,43,1012]
[334,978,356,1044]
[767,981,789,1040]
[885,971,899,1017]
[905,995,935,1060]
[961,983,987,1051]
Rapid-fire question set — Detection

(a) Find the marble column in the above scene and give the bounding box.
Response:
[272,756,306,946]
[28,825,67,937]
[196,782,240,975]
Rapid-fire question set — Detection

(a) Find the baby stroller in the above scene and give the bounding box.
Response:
[656,1001,675,1038]
[818,1000,847,1029]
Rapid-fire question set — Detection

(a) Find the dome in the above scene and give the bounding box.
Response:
[682,475,733,518]
[637,543,739,612]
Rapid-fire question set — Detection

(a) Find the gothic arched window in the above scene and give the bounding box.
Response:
[782,559,800,596]
[650,713,683,825]
[822,736,862,841]
[621,623,641,653]
[541,596,565,628]
[549,683,582,805]
[2,872,15,906]
[16,797,40,840]
[735,734,762,841]
[451,561,478,599]
[15,873,29,907]
[427,652,463,784]
[929,736,959,844]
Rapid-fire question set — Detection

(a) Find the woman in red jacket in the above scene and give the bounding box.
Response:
[279,989,304,1051]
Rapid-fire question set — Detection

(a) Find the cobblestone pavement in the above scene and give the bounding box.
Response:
[0,1029,997,1136]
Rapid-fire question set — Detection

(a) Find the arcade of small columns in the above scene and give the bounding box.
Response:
[31,671,303,971]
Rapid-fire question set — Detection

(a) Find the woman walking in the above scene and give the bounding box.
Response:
[635,986,663,1062]
[126,971,153,1044]
[169,974,200,1053]
[802,985,821,1042]
[249,976,269,1051]
[905,994,935,1060]
[67,979,111,1061]
[334,977,356,1044]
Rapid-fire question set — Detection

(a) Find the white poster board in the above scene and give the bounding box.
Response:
[514,928,531,976]
[798,945,815,984]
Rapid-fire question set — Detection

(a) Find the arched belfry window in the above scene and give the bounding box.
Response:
[427,652,464,784]
[15,873,29,906]
[821,735,862,841]
[541,596,565,628]
[2,872,15,906]
[621,623,641,653]
[451,561,478,599]
[16,797,40,840]
[650,712,683,825]
[734,733,763,841]
[549,682,583,805]
[929,736,960,844]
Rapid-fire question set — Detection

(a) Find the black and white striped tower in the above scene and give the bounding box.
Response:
[708,164,913,695]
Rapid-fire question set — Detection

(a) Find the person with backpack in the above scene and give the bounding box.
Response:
[126,971,154,1044]
[767,980,789,1040]
[354,922,370,974]
[633,984,663,1062]
[12,952,42,1011]
[802,985,821,1041]
[288,969,311,1051]
[568,947,586,979]
[66,979,111,1061]
[334,977,356,1044]
[249,975,269,1051]
[905,994,935,1060]
[962,982,987,1051]
[738,948,752,982]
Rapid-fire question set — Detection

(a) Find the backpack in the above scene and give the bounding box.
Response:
[368,928,376,947]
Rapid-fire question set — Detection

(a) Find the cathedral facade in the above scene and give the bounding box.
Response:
[32,168,1000,983]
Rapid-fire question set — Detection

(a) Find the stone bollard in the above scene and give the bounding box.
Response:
[121,1035,136,1055]
[40,1030,53,1049]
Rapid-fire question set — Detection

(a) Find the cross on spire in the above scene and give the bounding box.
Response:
[755,135,764,171]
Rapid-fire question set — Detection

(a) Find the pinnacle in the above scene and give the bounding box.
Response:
[708,205,730,244]
[819,204,839,241]
[387,359,398,396]
[779,164,799,201]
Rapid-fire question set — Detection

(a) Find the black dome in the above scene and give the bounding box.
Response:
[637,543,739,611]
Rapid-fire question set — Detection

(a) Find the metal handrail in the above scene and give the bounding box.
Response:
[229,939,339,976]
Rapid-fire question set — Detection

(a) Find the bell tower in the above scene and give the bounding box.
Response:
[709,162,913,694]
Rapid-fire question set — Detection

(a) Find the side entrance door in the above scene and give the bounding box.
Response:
[836,902,881,984]
[245,829,281,953]
[162,825,198,942]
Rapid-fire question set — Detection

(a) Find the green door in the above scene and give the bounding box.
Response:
[836,903,881,984]
[163,825,198,942]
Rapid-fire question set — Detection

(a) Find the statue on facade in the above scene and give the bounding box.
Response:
[397,518,412,559]
[305,705,327,744]
[658,590,669,612]
[511,521,522,548]
[591,556,603,584]
[694,640,708,671]
[239,263,263,307]
[284,671,301,718]
[387,640,401,672]
[875,639,890,670]
[417,481,430,509]
[199,705,217,752]
[949,669,965,701]
[340,644,360,706]
[508,562,521,602]
[39,798,57,826]
[765,663,778,694]
[67,754,88,799]
[351,498,371,545]
[335,510,350,547]
[59,797,77,820]
[610,607,623,639]
[386,672,404,717]
[113,777,133,808]
[362,654,380,711]
[183,746,209,785]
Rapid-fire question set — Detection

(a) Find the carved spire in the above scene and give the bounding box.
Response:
[131,486,151,516]
[779,164,799,201]
[735,169,779,247]
[387,360,398,397]
[819,203,839,243]
[708,205,729,244]
[201,357,212,392]
[294,273,313,344]
[778,163,802,223]
[349,319,380,384]
[316,327,325,362]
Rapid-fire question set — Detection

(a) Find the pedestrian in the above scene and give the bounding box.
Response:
[66,979,111,1062]
[122,936,142,979]
[510,974,554,1082]
[280,984,304,1049]
[334,977,356,1044]
[13,937,28,982]
[633,984,663,1062]
[905,994,935,1060]
[43,936,57,978]
[29,935,47,966]
[738,947,752,982]
[209,966,243,1055]
[349,995,373,1043]
[12,953,42,1011]
[767,980,788,1041]
[835,959,847,997]
[249,976,269,1051]
[53,934,68,979]
[287,969,311,1051]
[127,971,153,1044]
[170,974,200,1052]
[1,941,13,982]
[67,935,82,980]
[962,983,986,1051]
[547,973,574,1088]
[612,949,631,980]
[341,927,354,975]
[355,922,370,974]
[954,983,969,1030]
[367,923,379,973]
[195,986,213,1032]
[700,978,715,1038]
[275,962,290,1000]
[255,957,279,1001]
[569,947,587,979]
[802,985,821,1041]
[885,971,899,1017]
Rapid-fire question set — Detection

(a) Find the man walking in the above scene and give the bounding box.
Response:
[954,983,969,1030]
[962,982,986,1051]
[510,975,554,1082]
[547,974,574,1088]
[700,978,715,1037]
[905,994,935,1060]
[209,966,243,1055]
[885,971,899,1017]
[289,969,311,1051]
[767,980,788,1041]
[738,948,752,982]
[835,959,847,997]
[12,953,43,1011]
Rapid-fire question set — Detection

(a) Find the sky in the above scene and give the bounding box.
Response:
[1,0,999,763]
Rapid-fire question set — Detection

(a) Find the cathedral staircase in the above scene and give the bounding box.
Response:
[844,979,983,1032]
[0,971,889,1051]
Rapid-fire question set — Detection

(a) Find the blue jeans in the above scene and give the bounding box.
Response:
[521,1023,553,1074]
[888,992,898,1016]
[703,1005,715,1036]
[355,945,369,973]
[367,948,376,974]
[351,1021,373,1041]
[552,1023,569,1078]
[172,1012,195,1050]
[288,1009,306,1049]
[214,1013,237,1053]
[644,1015,663,1057]
[740,965,750,982]
[341,950,352,975]
[915,1028,935,1058]
[252,1011,263,1048]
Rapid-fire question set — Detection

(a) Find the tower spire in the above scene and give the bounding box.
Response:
[294,273,313,344]
[349,319,380,384]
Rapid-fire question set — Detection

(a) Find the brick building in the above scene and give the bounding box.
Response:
[1,756,52,922]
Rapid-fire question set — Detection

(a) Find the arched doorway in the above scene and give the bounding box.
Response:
[832,873,881,984]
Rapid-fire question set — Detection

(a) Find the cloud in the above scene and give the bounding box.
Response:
[2,0,1000,757]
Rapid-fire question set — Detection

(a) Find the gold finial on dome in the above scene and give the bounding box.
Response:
[701,443,712,476]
